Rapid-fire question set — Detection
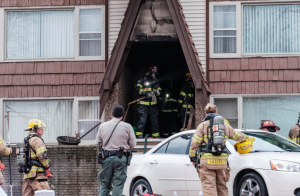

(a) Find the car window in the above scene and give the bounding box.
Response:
[166,135,191,155]
[155,142,168,154]
[228,132,300,152]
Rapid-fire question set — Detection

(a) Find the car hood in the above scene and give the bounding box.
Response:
[251,152,300,163]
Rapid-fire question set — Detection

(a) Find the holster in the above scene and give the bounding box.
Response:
[97,149,105,164]
[126,150,133,166]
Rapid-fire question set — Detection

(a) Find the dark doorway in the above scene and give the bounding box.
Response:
[123,41,191,137]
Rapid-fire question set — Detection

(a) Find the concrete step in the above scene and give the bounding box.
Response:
[133,138,166,153]
[136,138,164,146]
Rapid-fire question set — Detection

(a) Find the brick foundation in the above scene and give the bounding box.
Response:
[1,145,101,196]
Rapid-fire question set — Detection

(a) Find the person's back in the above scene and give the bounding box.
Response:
[97,118,136,151]
[96,105,136,196]
[288,124,300,144]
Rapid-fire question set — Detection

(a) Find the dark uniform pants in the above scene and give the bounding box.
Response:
[98,156,127,196]
[137,105,159,136]
[162,112,179,136]
[198,165,230,196]
[180,108,190,130]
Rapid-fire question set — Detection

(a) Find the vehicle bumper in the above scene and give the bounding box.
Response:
[257,169,300,196]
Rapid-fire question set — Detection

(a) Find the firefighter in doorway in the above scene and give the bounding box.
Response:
[178,73,195,131]
[135,66,162,139]
[161,78,179,136]
[189,103,254,196]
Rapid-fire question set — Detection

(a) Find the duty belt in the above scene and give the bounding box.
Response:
[106,150,130,157]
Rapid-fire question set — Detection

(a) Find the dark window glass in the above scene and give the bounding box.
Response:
[155,142,168,154]
[166,135,191,155]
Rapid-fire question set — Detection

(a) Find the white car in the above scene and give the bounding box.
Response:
[123,129,300,196]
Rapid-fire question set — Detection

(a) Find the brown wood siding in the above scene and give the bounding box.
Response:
[0,0,105,7]
[0,61,105,97]
[209,57,300,94]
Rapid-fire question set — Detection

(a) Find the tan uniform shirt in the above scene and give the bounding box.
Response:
[0,136,10,156]
[189,120,248,158]
[95,118,137,151]
[288,125,300,144]
[24,134,50,179]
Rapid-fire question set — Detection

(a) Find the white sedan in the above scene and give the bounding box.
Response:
[123,129,300,196]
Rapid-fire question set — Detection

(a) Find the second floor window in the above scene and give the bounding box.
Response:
[6,10,74,59]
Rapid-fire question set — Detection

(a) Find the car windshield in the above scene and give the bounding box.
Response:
[228,132,300,152]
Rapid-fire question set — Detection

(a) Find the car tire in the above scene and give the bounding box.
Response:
[130,179,153,196]
[237,173,268,196]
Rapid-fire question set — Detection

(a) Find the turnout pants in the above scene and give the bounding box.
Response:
[136,105,159,137]
[0,170,4,188]
[22,173,50,196]
[98,156,127,196]
[180,108,190,130]
[198,164,230,196]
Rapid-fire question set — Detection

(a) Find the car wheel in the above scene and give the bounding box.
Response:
[131,179,152,196]
[237,173,268,196]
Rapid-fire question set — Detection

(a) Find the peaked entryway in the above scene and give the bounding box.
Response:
[99,0,210,121]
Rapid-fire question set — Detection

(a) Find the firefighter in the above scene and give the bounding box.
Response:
[288,117,300,144]
[22,119,51,196]
[161,78,179,136]
[0,135,12,188]
[178,73,195,130]
[96,105,136,196]
[259,120,280,132]
[189,103,253,196]
[135,66,162,138]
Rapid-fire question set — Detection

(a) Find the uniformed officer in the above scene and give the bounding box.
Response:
[96,105,136,196]
[135,66,162,138]
[0,135,12,188]
[189,103,251,196]
[22,119,51,196]
[178,73,195,130]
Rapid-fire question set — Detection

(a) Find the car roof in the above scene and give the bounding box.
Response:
[174,128,270,135]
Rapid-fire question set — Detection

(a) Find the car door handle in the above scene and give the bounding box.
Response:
[150,160,158,164]
[186,163,193,166]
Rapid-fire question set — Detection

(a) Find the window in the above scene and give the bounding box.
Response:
[243,96,300,137]
[243,4,300,54]
[165,135,191,155]
[6,10,74,59]
[4,101,72,143]
[228,132,300,152]
[78,100,100,140]
[211,95,300,138]
[79,9,102,56]
[4,6,104,61]
[213,5,237,53]
[155,142,168,154]
[214,98,238,128]
[210,2,300,57]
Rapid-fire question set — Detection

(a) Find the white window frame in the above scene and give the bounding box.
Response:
[210,93,300,129]
[210,0,300,58]
[0,96,103,145]
[209,2,242,58]
[0,5,105,62]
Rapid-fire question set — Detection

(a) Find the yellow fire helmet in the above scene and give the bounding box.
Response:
[25,119,48,131]
[234,137,255,154]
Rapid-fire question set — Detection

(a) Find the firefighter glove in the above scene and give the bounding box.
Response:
[190,157,197,164]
